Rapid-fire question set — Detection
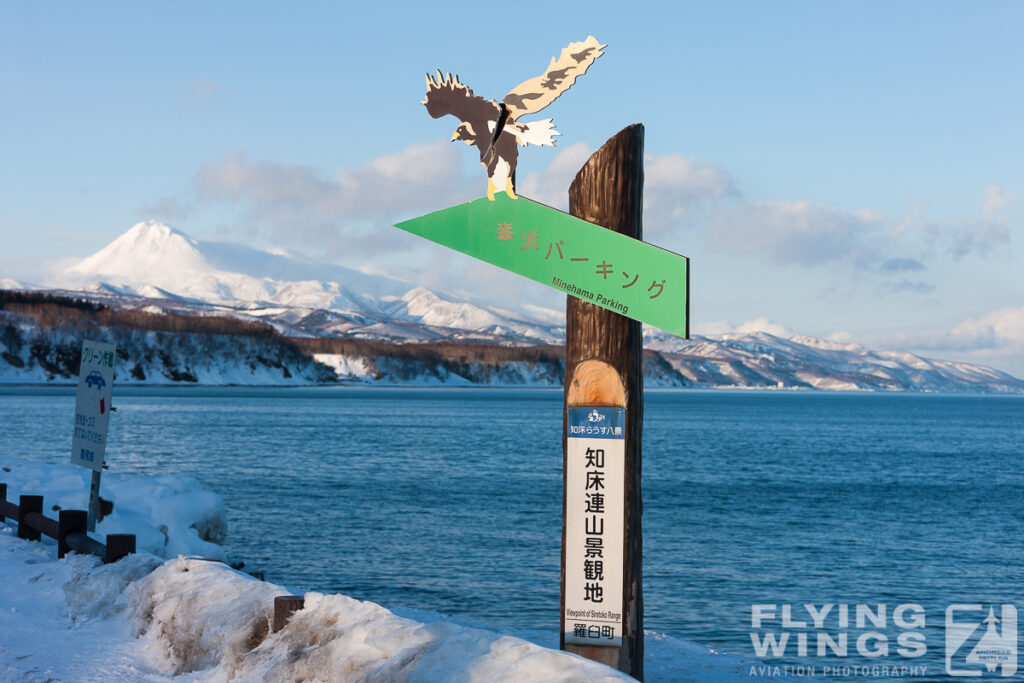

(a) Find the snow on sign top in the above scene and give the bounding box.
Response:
[70,339,116,472]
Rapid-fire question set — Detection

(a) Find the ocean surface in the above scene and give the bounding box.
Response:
[2,386,1022,681]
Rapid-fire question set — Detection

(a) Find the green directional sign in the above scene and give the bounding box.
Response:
[394,194,689,338]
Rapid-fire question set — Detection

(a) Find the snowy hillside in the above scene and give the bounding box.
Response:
[645,330,1024,393]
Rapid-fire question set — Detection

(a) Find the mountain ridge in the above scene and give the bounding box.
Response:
[0,221,1019,392]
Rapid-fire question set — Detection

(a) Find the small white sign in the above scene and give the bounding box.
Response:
[70,339,116,472]
[564,406,625,647]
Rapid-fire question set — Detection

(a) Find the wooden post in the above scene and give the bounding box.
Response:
[104,533,136,564]
[561,124,645,680]
[18,495,44,542]
[273,595,306,632]
[59,509,88,558]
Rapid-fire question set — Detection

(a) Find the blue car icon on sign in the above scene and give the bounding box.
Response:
[85,371,106,389]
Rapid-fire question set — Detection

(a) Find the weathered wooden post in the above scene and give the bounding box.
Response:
[104,533,136,564]
[273,595,306,632]
[561,124,645,679]
[58,509,88,558]
[18,494,44,542]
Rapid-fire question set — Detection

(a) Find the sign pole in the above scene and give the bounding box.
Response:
[561,124,645,679]
[70,339,116,532]
[87,470,102,532]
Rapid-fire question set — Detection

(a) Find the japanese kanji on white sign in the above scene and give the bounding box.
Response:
[70,339,116,472]
[564,406,625,647]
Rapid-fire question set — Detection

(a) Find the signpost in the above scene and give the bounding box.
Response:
[394,195,689,338]
[405,36,678,679]
[70,339,116,531]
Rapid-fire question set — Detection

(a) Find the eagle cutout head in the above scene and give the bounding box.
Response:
[422,36,605,201]
[452,122,478,145]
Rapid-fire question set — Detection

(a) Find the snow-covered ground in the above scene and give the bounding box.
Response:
[0,459,798,681]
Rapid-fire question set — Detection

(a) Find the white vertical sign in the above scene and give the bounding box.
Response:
[70,339,116,471]
[564,406,625,647]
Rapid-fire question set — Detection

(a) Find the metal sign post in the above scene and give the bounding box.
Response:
[70,339,116,531]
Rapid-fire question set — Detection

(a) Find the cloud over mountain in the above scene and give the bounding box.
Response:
[155,142,479,259]
[705,200,884,266]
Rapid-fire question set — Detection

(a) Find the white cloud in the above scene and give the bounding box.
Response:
[949,306,1024,350]
[519,148,735,231]
[642,154,736,233]
[179,142,477,257]
[705,200,884,266]
[733,317,792,337]
[868,306,1024,378]
[879,257,926,272]
[691,320,735,336]
[827,330,855,344]
[982,183,1012,216]
[692,317,792,338]
[517,142,593,210]
[912,183,1014,260]
[882,279,935,295]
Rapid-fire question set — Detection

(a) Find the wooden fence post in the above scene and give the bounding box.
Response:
[273,595,306,632]
[561,124,645,680]
[104,533,136,564]
[18,495,43,542]
[58,509,88,559]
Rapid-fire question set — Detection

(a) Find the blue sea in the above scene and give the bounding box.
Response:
[2,386,1022,681]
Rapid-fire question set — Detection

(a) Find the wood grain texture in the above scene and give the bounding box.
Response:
[561,124,645,680]
[566,360,626,407]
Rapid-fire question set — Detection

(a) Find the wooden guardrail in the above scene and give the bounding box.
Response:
[1,482,311,633]
[0,483,135,563]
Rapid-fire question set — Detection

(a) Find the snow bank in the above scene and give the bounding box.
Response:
[0,533,633,681]
[0,460,798,682]
[128,558,633,682]
[1,457,227,560]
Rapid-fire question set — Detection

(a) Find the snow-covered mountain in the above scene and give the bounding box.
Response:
[644,330,1024,392]
[2,220,1020,392]
[51,221,564,344]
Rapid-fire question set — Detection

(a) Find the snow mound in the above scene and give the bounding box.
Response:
[129,558,632,681]
[1,457,227,560]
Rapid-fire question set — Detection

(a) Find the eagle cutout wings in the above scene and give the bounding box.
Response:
[502,36,606,119]
[421,36,605,201]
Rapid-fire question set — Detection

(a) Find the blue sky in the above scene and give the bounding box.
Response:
[2,1,1022,375]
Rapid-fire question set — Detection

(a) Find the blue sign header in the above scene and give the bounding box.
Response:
[567,406,625,440]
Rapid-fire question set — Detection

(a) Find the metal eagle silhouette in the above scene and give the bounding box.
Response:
[422,36,605,201]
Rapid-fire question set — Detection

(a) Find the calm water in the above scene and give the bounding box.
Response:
[2,386,1022,681]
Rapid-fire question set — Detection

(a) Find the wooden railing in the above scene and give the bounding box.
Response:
[1,482,314,632]
[0,483,135,564]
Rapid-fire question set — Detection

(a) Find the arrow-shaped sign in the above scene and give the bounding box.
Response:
[394,194,689,338]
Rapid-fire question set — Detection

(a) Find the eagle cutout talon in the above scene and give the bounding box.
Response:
[421,36,604,201]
